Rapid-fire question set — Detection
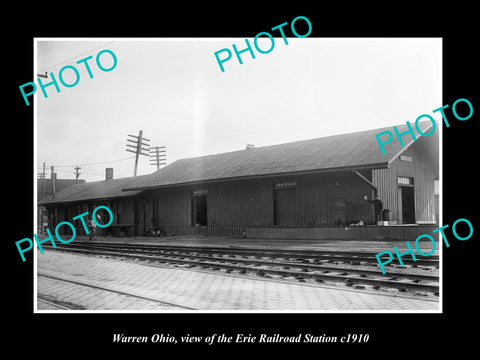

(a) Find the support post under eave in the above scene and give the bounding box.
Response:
[353,170,378,196]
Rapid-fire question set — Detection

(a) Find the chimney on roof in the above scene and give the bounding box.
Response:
[245,144,255,149]
[105,168,113,181]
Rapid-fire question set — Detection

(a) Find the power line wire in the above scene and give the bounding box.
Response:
[38,41,119,74]
[50,169,104,176]
[43,156,135,168]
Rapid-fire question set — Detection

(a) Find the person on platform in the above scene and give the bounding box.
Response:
[88,216,97,240]
[334,197,347,227]
[365,194,383,222]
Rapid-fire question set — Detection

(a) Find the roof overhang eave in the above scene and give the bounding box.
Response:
[122,162,390,192]
[38,192,142,206]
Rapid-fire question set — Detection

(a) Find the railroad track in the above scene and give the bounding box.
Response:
[37,272,196,310]
[42,242,439,297]
[49,241,439,266]
[37,297,73,310]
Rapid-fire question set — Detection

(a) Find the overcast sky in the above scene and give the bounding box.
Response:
[35,38,442,182]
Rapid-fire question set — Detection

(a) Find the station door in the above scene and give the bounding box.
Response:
[400,186,415,224]
[273,188,297,226]
[192,193,208,226]
[134,201,146,235]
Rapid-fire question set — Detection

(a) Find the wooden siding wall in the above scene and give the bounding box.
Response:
[145,171,375,228]
[296,171,375,226]
[208,179,273,226]
[140,187,191,227]
[115,198,135,225]
[373,138,437,224]
[142,181,272,228]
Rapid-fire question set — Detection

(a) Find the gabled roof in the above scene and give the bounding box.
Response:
[124,122,438,191]
[39,175,145,205]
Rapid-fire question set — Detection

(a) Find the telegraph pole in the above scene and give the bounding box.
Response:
[126,130,150,176]
[74,166,81,184]
[41,162,46,234]
[51,165,56,199]
[149,146,166,170]
[41,162,46,201]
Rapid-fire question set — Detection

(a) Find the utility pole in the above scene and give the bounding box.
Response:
[51,165,56,199]
[41,162,46,235]
[74,166,81,184]
[149,146,166,170]
[41,162,46,201]
[126,130,150,176]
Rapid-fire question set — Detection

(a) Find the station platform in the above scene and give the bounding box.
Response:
[36,250,439,312]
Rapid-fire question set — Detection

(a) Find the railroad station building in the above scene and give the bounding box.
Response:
[39,123,439,240]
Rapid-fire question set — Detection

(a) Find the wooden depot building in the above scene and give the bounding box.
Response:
[40,123,439,240]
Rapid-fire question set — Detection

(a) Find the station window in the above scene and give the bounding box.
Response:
[398,176,414,185]
[274,180,297,189]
